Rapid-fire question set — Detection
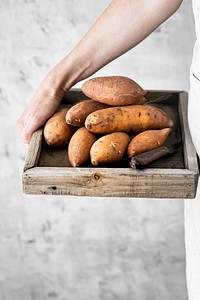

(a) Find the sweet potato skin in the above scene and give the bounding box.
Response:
[85,105,173,134]
[127,128,172,158]
[82,76,146,106]
[90,132,130,166]
[66,99,109,127]
[68,127,97,167]
[44,108,74,147]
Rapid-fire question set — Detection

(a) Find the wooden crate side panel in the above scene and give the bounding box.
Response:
[23,128,43,172]
[23,167,196,199]
[178,92,199,178]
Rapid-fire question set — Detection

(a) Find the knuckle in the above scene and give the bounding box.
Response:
[16,118,23,133]
[21,128,31,144]
[31,113,43,126]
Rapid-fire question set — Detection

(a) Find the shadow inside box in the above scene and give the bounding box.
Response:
[38,90,184,170]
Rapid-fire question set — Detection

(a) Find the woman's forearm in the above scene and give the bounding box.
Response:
[54,0,183,91]
[17,0,183,148]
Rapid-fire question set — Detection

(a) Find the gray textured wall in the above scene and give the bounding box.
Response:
[0,1,196,299]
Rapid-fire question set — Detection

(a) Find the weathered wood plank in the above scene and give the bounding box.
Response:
[23,167,196,198]
[178,91,199,176]
[23,128,43,172]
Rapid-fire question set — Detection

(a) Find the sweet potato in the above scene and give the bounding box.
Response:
[66,99,109,127]
[127,128,172,158]
[68,127,97,167]
[44,108,74,147]
[90,132,130,166]
[81,76,147,106]
[85,105,173,134]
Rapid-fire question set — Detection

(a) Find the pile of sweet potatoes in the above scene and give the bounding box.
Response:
[43,76,173,167]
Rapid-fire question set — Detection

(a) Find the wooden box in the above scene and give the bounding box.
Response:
[22,89,199,199]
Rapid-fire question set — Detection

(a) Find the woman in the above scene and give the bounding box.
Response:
[16,1,200,298]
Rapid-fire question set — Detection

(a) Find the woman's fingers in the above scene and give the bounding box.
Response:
[16,83,65,152]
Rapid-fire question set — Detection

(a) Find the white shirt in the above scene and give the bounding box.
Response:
[191,0,200,81]
[185,1,200,300]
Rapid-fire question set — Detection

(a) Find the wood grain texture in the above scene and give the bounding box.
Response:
[23,128,43,172]
[178,91,199,174]
[23,166,196,198]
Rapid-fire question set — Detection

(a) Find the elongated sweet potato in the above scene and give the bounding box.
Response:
[127,128,172,158]
[44,108,74,147]
[82,76,146,106]
[68,127,97,167]
[66,99,109,127]
[90,132,130,166]
[85,105,173,134]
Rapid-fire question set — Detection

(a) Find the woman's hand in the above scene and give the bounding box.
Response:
[16,52,80,152]
[16,73,66,152]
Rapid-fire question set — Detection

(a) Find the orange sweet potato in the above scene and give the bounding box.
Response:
[66,99,109,127]
[81,76,147,106]
[127,128,172,158]
[68,127,97,167]
[85,105,173,134]
[44,108,74,147]
[90,132,130,166]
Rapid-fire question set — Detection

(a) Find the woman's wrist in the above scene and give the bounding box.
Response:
[45,49,92,94]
